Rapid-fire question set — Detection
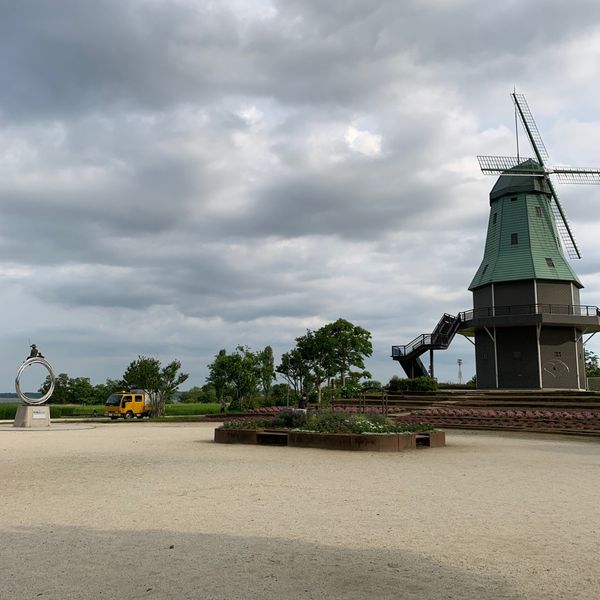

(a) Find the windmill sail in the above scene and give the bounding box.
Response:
[477,92,600,260]
[512,93,549,163]
[546,179,581,259]
[552,167,600,184]
[478,155,541,176]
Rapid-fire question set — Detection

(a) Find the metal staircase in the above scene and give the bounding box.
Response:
[391,313,462,378]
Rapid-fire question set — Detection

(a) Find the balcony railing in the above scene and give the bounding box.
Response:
[392,304,600,359]
[460,303,600,321]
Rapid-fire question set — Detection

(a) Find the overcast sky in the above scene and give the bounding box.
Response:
[3,0,600,392]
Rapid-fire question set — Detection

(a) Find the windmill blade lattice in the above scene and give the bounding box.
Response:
[477,92,600,260]
[546,181,581,259]
[478,155,540,176]
[512,93,549,163]
[478,157,600,183]
[552,167,600,184]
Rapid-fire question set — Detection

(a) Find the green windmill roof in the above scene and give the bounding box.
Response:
[469,162,581,290]
[489,159,551,202]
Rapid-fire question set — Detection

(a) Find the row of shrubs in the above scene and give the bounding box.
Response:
[386,376,439,392]
[0,402,222,420]
[221,411,434,434]
[0,404,104,419]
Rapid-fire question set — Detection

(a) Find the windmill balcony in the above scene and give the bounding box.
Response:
[459,303,600,334]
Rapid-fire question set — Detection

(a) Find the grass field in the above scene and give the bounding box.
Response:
[165,403,221,416]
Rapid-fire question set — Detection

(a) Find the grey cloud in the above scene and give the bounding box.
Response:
[4,0,599,121]
[1,0,600,389]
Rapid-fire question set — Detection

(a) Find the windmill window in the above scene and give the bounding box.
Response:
[511,233,518,245]
[482,264,489,276]
[545,257,555,268]
[492,213,497,224]
[511,196,517,202]
[554,351,562,358]
[535,206,542,217]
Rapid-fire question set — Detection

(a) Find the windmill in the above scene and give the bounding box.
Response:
[477,92,600,259]
[392,92,600,390]
[462,92,600,389]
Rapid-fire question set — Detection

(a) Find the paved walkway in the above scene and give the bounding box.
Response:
[1,423,599,599]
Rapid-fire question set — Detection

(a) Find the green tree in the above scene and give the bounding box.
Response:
[207,349,229,404]
[271,382,292,406]
[179,386,201,403]
[206,347,261,410]
[277,319,373,407]
[122,355,189,416]
[277,348,309,398]
[179,383,218,403]
[41,374,122,405]
[67,377,96,404]
[258,345,276,402]
[40,372,70,403]
[361,380,382,392]
[295,329,333,404]
[92,379,124,405]
[319,318,373,385]
[585,349,600,377]
[228,346,260,408]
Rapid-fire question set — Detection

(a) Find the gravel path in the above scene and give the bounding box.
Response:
[1,423,599,599]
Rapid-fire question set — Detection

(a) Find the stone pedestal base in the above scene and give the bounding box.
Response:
[13,405,51,428]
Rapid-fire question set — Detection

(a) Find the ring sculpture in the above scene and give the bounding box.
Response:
[15,357,55,405]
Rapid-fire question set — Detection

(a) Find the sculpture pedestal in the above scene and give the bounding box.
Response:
[13,405,51,428]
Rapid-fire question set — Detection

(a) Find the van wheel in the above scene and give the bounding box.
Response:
[125,411,134,420]
[136,414,143,419]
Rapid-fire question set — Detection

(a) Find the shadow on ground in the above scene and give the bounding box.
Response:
[1,525,522,600]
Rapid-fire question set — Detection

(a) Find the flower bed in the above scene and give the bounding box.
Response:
[214,428,444,451]
[214,411,445,451]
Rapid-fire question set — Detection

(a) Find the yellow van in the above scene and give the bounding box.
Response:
[104,391,152,420]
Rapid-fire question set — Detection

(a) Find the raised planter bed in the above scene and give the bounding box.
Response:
[214,428,257,444]
[214,428,445,451]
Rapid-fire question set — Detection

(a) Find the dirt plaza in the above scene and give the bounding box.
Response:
[1,422,598,599]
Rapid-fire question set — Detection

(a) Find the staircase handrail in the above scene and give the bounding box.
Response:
[392,313,463,358]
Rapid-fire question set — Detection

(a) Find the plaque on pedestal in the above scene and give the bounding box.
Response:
[13,405,51,428]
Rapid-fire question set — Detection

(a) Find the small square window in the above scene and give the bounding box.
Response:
[554,351,562,358]
[511,196,518,202]
[511,233,518,245]
[545,257,555,268]
[535,206,542,217]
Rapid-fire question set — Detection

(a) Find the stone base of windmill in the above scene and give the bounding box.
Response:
[13,405,51,428]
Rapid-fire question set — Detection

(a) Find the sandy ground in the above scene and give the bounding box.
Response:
[1,423,599,600]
